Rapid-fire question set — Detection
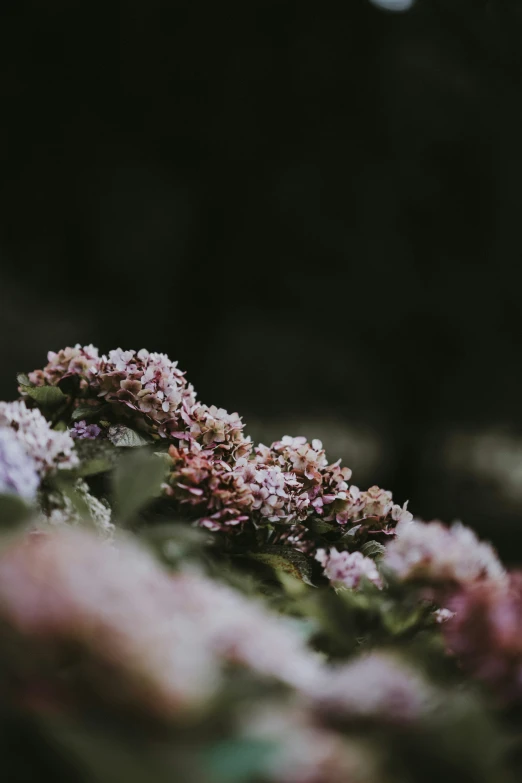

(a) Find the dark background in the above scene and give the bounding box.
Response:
[1,0,522,559]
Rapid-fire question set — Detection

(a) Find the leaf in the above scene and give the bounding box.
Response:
[20,384,66,408]
[360,540,386,559]
[342,524,362,538]
[202,738,278,783]
[380,600,425,636]
[16,372,32,387]
[107,424,151,448]
[0,494,34,528]
[75,439,119,476]
[70,403,105,422]
[306,518,338,535]
[113,449,168,521]
[242,546,315,586]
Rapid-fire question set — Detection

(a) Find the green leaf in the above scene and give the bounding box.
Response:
[380,599,425,636]
[306,518,338,535]
[360,540,386,559]
[242,546,315,586]
[20,384,66,408]
[0,494,34,528]
[16,372,32,387]
[202,738,278,783]
[107,424,151,448]
[342,523,362,538]
[113,449,168,521]
[70,403,105,422]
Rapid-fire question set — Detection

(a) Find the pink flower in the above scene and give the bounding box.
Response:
[28,344,100,391]
[97,348,196,436]
[165,444,253,530]
[316,548,382,590]
[382,519,505,587]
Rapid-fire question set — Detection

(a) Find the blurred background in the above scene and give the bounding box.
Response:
[1,0,522,559]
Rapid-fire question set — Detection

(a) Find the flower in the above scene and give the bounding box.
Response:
[316,548,382,590]
[244,705,377,783]
[0,527,323,719]
[311,652,435,724]
[433,608,456,624]
[0,428,39,501]
[70,420,102,440]
[178,402,252,460]
[0,401,78,475]
[28,344,100,390]
[0,528,218,718]
[251,436,409,537]
[443,573,522,704]
[382,519,505,587]
[97,348,196,436]
[164,444,253,530]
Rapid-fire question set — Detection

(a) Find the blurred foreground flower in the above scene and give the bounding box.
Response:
[444,573,522,705]
[383,518,505,588]
[0,527,323,721]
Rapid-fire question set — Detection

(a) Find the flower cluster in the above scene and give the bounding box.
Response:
[28,344,100,390]
[382,518,506,587]
[70,420,102,440]
[252,437,411,534]
[0,527,322,719]
[0,427,39,501]
[244,705,377,783]
[316,547,382,590]
[164,444,253,531]
[443,574,522,704]
[177,401,252,460]
[0,401,78,475]
[97,348,196,435]
[311,652,435,725]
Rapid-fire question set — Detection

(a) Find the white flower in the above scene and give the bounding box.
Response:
[0,401,78,475]
[0,427,39,501]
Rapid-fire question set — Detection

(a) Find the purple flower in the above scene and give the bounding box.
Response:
[70,420,102,440]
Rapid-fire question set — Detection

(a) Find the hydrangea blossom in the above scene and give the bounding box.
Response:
[28,344,100,390]
[165,444,253,530]
[70,420,102,440]
[0,527,323,719]
[0,427,39,501]
[96,348,196,435]
[443,573,522,704]
[0,401,78,475]
[311,652,435,724]
[0,527,218,718]
[382,519,505,586]
[251,436,410,536]
[178,401,252,460]
[316,547,382,590]
[244,705,376,783]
